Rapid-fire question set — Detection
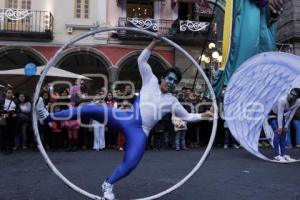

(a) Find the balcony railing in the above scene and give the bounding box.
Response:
[117,17,210,44]
[0,8,53,41]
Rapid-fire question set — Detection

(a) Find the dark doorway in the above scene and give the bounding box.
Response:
[57,51,110,95]
[0,48,45,70]
[118,54,166,91]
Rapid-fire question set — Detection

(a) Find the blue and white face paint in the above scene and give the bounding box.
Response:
[287,88,300,105]
[164,72,178,93]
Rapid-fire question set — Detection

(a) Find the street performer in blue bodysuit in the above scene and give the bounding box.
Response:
[36,38,213,200]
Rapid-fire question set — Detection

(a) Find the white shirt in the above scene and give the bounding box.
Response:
[20,102,31,113]
[137,49,202,136]
[4,99,16,111]
[271,95,300,129]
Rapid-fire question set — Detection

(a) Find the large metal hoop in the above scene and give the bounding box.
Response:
[32,27,218,200]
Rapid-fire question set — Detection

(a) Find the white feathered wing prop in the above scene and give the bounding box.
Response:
[224,52,300,162]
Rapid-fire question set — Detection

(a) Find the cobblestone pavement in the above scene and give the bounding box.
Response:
[0,147,300,200]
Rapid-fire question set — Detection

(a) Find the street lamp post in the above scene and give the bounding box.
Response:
[200,42,222,83]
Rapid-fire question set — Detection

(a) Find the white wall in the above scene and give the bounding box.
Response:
[160,0,177,20]
[95,0,107,25]
[107,0,121,27]
[45,0,108,45]
[31,0,50,10]
[0,0,5,8]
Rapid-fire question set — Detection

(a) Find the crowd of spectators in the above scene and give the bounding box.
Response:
[1,81,299,155]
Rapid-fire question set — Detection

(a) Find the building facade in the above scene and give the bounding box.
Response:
[277,0,300,55]
[0,0,224,92]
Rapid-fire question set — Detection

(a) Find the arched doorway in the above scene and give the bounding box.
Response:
[56,48,111,95]
[117,52,168,91]
[0,46,47,93]
[0,46,46,69]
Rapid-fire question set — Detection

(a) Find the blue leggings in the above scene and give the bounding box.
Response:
[293,120,300,145]
[46,104,147,184]
[269,118,287,156]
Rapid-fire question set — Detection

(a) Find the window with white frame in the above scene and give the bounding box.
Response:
[6,0,31,9]
[5,0,32,30]
[6,0,17,8]
[21,0,31,9]
[75,0,89,18]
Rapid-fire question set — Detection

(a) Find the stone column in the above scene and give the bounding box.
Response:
[107,65,119,90]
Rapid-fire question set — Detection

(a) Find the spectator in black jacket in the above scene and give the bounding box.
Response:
[0,87,20,154]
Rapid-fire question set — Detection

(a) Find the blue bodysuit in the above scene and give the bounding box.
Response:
[45,48,203,184]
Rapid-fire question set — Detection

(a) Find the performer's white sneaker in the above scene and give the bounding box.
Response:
[283,155,296,162]
[36,97,49,124]
[274,155,285,162]
[102,181,115,200]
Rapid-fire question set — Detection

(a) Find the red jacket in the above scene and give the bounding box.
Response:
[51,121,63,133]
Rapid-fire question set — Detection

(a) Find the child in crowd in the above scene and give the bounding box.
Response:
[116,100,131,151]
[172,114,187,151]
[62,103,80,151]
[50,105,64,151]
